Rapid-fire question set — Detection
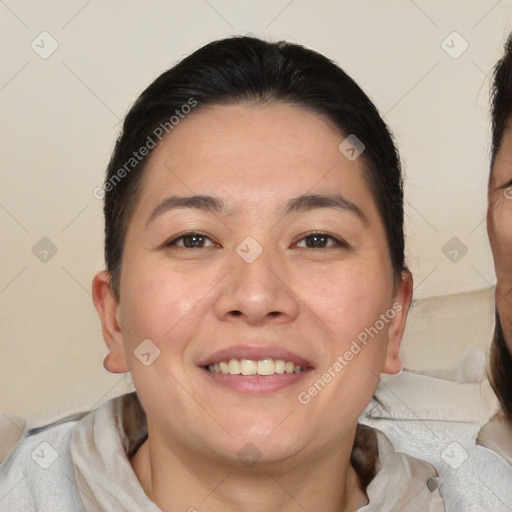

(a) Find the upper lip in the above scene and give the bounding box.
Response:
[197,345,313,368]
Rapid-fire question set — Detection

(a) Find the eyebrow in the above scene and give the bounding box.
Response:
[145,193,367,227]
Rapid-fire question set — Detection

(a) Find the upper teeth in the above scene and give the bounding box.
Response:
[207,359,306,376]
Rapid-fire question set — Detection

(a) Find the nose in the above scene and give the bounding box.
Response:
[213,242,300,326]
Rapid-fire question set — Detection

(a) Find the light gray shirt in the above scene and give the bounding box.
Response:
[0,392,444,511]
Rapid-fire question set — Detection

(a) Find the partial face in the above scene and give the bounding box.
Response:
[488,126,512,351]
[98,103,410,466]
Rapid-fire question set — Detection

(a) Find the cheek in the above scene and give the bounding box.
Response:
[300,265,392,343]
[490,198,512,354]
[489,200,512,282]
[119,258,211,348]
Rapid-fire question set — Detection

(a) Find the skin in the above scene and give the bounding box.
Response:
[488,126,512,352]
[93,103,412,511]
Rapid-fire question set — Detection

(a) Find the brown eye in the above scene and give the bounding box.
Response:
[295,232,346,249]
[166,233,216,248]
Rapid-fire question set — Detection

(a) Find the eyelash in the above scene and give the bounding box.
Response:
[295,231,348,249]
[164,231,348,250]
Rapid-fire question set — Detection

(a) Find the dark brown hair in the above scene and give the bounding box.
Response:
[102,36,407,298]
[489,33,512,421]
[489,314,512,421]
[491,34,512,169]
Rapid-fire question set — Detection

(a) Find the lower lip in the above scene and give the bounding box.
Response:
[200,367,312,394]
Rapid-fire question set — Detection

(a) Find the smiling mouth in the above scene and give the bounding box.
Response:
[205,358,309,376]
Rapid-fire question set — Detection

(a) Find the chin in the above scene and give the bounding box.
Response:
[216,419,305,459]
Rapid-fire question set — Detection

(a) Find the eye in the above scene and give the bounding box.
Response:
[295,231,347,249]
[165,232,217,249]
[163,231,347,250]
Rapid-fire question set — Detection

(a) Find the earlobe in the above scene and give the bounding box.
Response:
[92,271,130,374]
[382,269,413,375]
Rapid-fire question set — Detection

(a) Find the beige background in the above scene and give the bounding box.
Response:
[0,0,510,425]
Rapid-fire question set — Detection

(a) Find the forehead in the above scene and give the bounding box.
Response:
[156,103,345,172]
[132,103,381,225]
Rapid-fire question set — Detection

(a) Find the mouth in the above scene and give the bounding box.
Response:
[204,358,309,375]
[197,346,313,394]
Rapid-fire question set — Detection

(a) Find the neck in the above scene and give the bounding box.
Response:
[130,425,368,512]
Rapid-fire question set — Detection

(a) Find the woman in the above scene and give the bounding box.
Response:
[0,36,443,511]
[477,33,512,463]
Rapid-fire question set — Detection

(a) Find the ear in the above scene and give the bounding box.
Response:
[92,270,129,374]
[382,269,413,375]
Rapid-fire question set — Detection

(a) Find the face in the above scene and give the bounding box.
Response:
[94,103,411,467]
[488,126,512,351]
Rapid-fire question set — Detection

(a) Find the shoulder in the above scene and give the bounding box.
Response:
[477,411,512,465]
[361,359,512,512]
[356,425,445,511]
[0,411,87,512]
